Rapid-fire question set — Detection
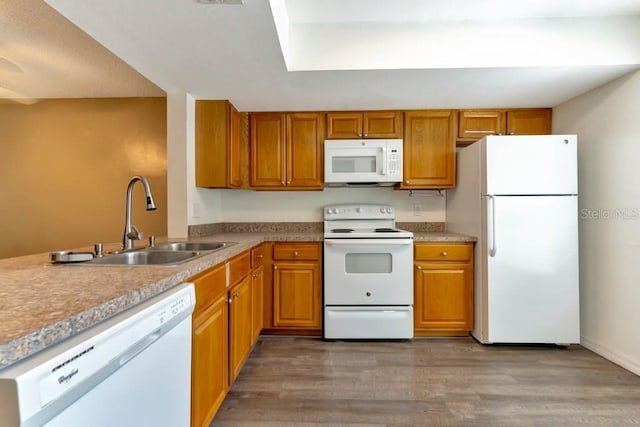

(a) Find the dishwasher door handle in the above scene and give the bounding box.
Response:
[119,329,162,366]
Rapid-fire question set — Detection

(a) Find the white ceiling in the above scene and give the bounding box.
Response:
[3,0,640,110]
[0,0,163,103]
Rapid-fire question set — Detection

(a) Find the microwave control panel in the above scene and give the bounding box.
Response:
[387,148,401,176]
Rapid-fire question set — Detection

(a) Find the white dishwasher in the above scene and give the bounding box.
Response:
[0,282,195,427]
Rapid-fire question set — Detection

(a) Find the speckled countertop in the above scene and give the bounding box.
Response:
[0,229,473,370]
[412,232,477,242]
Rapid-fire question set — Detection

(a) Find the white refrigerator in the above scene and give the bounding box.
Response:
[447,135,580,344]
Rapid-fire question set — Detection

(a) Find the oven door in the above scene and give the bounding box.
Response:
[324,238,413,305]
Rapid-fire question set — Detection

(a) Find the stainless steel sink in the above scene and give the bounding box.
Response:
[151,241,234,252]
[86,241,236,265]
[88,249,202,266]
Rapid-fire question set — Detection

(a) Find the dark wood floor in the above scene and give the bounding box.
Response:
[213,336,640,426]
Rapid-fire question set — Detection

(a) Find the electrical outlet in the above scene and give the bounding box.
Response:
[413,203,422,216]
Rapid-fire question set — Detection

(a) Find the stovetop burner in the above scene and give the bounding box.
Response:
[331,228,354,233]
[375,228,399,233]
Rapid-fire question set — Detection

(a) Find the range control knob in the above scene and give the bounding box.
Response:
[380,207,386,213]
[356,207,362,213]
[332,208,339,214]
[386,207,392,213]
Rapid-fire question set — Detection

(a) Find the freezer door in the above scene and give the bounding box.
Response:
[484,135,577,195]
[485,195,579,344]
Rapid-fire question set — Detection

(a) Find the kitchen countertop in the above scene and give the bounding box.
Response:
[412,232,477,242]
[0,230,473,370]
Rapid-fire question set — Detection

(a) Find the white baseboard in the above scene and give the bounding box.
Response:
[580,335,640,376]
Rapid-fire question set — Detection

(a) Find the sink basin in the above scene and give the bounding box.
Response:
[88,250,202,266]
[151,241,234,252]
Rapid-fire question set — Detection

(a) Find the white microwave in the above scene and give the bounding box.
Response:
[324,139,403,186]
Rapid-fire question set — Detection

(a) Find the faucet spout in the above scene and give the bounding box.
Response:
[123,176,157,250]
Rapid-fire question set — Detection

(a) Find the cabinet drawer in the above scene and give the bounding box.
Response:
[191,263,227,317]
[228,251,251,285]
[415,243,472,262]
[273,242,320,260]
[251,244,264,268]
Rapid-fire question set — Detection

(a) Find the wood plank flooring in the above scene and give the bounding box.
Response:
[212,337,640,426]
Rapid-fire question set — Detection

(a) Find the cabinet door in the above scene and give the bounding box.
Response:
[414,262,473,330]
[363,111,403,138]
[457,110,505,140]
[326,112,363,138]
[286,113,324,189]
[506,109,552,135]
[402,110,456,188]
[229,276,253,384]
[250,113,286,187]
[196,100,242,188]
[273,261,321,328]
[251,264,264,344]
[191,295,228,427]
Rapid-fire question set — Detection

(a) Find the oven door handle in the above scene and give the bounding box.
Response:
[325,239,413,246]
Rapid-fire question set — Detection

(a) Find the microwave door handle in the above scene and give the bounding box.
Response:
[381,146,387,176]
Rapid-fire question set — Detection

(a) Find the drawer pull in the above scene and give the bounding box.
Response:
[256,254,263,259]
[441,252,448,256]
[293,251,299,257]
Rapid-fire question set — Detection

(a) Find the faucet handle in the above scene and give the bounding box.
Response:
[126,225,143,241]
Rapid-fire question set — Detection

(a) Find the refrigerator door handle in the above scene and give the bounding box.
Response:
[487,195,497,257]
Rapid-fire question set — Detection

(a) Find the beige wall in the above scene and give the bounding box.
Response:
[0,98,167,259]
[553,69,640,375]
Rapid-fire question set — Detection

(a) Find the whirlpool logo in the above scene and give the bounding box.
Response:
[58,368,79,385]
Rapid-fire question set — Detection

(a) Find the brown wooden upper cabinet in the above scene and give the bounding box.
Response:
[195,100,242,188]
[249,112,324,190]
[400,110,456,189]
[457,108,552,144]
[326,111,403,139]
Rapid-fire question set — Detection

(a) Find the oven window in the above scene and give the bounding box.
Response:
[332,156,376,173]
[345,253,392,274]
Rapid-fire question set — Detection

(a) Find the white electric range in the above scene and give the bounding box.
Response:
[323,204,414,339]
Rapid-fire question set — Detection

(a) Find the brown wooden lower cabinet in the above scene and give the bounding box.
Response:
[190,267,228,427]
[190,244,263,427]
[229,275,252,383]
[260,242,322,335]
[272,242,322,330]
[414,242,474,336]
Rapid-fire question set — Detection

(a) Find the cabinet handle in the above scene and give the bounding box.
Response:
[363,133,368,137]
[417,266,422,270]
[257,254,263,259]
[234,291,240,298]
[281,181,285,185]
[293,251,299,257]
[405,180,410,184]
[358,133,363,137]
[509,132,515,135]
[228,297,233,304]
[273,265,278,270]
[441,252,448,256]
[286,181,290,185]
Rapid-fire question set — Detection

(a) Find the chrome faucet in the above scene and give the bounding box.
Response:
[123,176,157,250]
